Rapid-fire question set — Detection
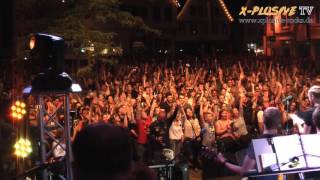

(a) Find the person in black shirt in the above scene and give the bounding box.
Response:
[149,105,178,162]
[215,107,281,179]
[298,85,320,134]
[313,106,320,132]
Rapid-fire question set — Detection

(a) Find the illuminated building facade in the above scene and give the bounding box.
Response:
[263,5,320,62]
[119,0,234,56]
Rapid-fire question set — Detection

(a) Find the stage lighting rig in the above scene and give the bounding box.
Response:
[29,33,72,91]
[11,100,27,120]
[14,138,32,158]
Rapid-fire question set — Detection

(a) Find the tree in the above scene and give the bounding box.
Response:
[15,0,159,77]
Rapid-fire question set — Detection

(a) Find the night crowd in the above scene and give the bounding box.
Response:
[2,56,320,179]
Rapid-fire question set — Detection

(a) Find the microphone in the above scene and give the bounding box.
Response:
[282,95,293,102]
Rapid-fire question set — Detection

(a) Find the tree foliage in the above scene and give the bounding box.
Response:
[16,0,159,77]
[47,0,158,57]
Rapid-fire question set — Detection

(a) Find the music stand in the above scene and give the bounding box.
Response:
[249,134,320,180]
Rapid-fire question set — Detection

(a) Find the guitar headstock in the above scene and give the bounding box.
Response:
[200,146,218,160]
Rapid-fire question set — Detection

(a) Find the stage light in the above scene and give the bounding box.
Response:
[11,105,16,111]
[21,102,26,108]
[11,100,27,120]
[29,36,36,50]
[14,138,32,158]
[29,33,73,91]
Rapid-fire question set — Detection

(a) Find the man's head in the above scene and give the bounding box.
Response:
[72,124,132,180]
[158,109,166,120]
[263,107,281,130]
[178,94,185,104]
[205,112,214,123]
[312,107,320,132]
[166,94,173,103]
[102,113,110,123]
[308,85,320,105]
[118,105,127,115]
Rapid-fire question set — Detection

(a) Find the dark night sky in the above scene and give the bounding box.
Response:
[0,0,15,60]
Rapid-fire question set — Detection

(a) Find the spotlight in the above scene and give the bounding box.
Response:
[14,138,32,158]
[29,36,36,50]
[28,33,72,91]
[29,33,65,74]
[11,100,27,120]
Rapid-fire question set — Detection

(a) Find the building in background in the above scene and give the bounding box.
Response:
[118,0,177,56]
[118,0,255,57]
[263,4,320,62]
[175,0,232,56]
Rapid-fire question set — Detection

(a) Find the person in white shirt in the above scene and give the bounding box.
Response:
[52,140,66,160]
[182,106,201,169]
[232,107,251,150]
[52,130,66,161]
[169,118,184,160]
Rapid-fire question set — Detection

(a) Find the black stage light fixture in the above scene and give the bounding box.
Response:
[29,33,72,91]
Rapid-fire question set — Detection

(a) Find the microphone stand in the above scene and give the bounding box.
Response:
[297,132,307,180]
[267,137,281,171]
[285,99,290,135]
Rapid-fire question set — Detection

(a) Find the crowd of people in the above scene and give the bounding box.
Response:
[3,56,320,179]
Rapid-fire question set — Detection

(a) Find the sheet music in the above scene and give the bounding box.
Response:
[272,134,307,171]
[252,138,274,172]
[260,153,277,170]
[301,134,320,168]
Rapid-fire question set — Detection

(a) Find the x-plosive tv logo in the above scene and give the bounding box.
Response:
[239,6,314,16]
[238,6,314,24]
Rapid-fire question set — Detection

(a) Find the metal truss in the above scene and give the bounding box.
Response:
[23,84,81,180]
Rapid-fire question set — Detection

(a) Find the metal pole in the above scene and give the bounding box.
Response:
[64,94,73,180]
[38,96,48,180]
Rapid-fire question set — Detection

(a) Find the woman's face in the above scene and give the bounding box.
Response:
[222,83,228,89]
[186,108,193,118]
[103,114,110,122]
[290,102,297,112]
[222,103,227,110]
[108,96,114,103]
[91,115,98,123]
[120,92,126,100]
[232,108,240,118]
[113,115,121,126]
[221,89,226,96]
[219,95,225,103]
[127,84,132,91]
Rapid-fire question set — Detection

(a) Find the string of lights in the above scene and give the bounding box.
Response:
[218,0,234,22]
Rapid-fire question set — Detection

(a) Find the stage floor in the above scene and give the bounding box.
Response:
[189,168,242,180]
